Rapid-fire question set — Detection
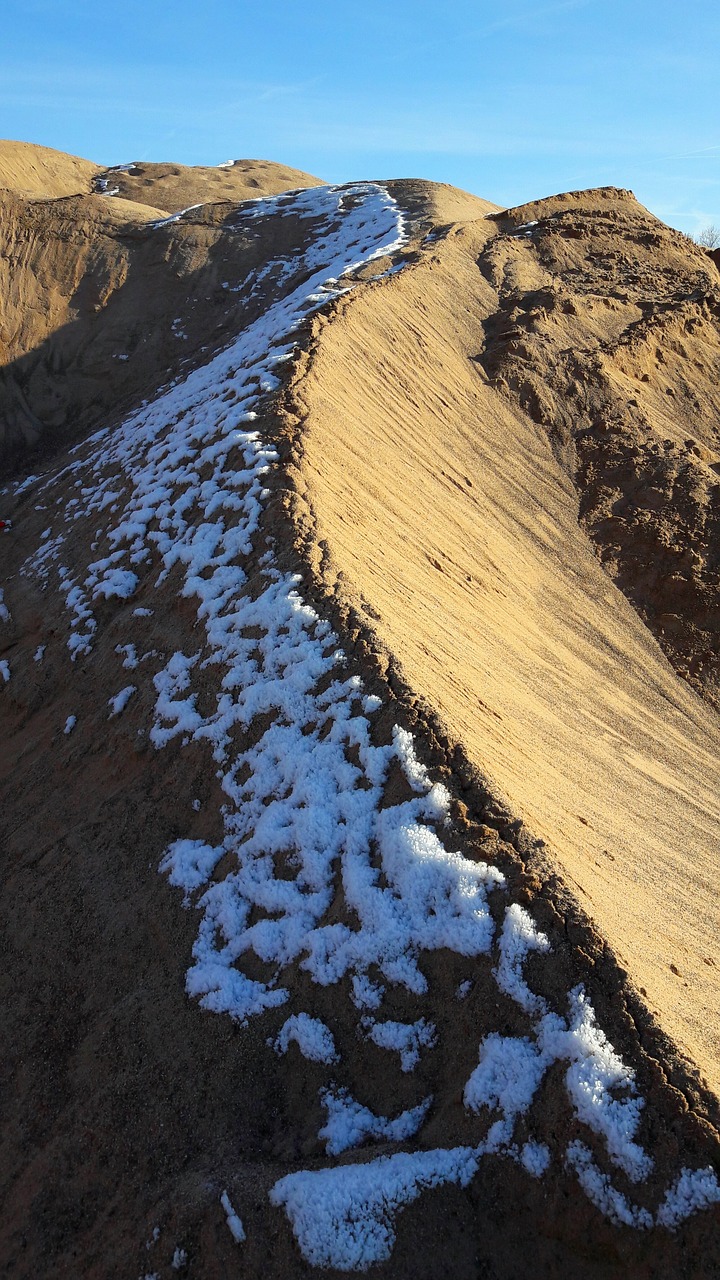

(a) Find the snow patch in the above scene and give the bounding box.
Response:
[273,1013,338,1064]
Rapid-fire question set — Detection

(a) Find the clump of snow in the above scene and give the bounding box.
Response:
[464,1033,546,1118]
[351,974,384,1010]
[270,1146,480,1272]
[464,986,651,1185]
[520,1141,550,1177]
[0,659,10,682]
[33,644,46,662]
[116,643,139,669]
[64,715,77,735]
[364,1017,437,1072]
[159,839,225,901]
[133,607,154,617]
[494,902,550,1015]
[656,1166,720,1230]
[319,1087,431,1156]
[108,685,136,717]
[171,1247,188,1270]
[92,567,139,600]
[539,987,652,1182]
[0,588,9,622]
[456,979,473,1000]
[220,1190,246,1243]
[273,1013,338,1064]
[566,1142,652,1228]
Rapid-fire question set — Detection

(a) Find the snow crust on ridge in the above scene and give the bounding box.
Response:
[14,180,719,1268]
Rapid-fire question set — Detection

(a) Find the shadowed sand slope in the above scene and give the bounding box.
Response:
[293,205,720,1094]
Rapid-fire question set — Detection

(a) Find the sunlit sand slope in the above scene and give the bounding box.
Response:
[294,210,720,1094]
[0,140,101,197]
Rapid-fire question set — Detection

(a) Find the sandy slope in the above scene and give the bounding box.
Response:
[0,140,101,197]
[94,158,324,213]
[1,174,719,1278]
[0,141,324,212]
[293,203,720,1095]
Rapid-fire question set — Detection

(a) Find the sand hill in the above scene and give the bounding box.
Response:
[0,144,718,1278]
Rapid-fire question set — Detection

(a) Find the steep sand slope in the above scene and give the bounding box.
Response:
[292,207,720,1094]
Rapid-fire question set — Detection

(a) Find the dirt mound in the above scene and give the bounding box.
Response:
[93,158,324,213]
[0,140,101,198]
[0,177,719,1279]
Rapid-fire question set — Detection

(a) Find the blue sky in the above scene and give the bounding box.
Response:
[2,0,719,234]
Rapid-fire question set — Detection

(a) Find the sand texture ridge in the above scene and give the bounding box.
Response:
[0,161,718,1278]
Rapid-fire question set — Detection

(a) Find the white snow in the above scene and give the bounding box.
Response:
[538,987,652,1182]
[351,974,384,1010]
[171,1247,188,1270]
[220,1190,246,1244]
[319,1087,431,1156]
[656,1165,720,1229]
[159,839,225,902]
[273,1013,338,1064]
[116,643,139,669]
[520,1141,550,1177]
[464,1034,546,1118]
[108,685,136,717]
[464,986,651,1185]
[33,644,46,662]
[0,588,9,622]
[364,1017,437,1072]
[270,1145,480,1271]
[566,1142,652,1229]
[63,715,77,735]
[0,659,10,682]
[494,902,550,1014]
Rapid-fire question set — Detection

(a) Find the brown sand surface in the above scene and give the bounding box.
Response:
[93,158,324,213]
[0,140,101,198]
[0,141,323,213]
[292,200,720,1095]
